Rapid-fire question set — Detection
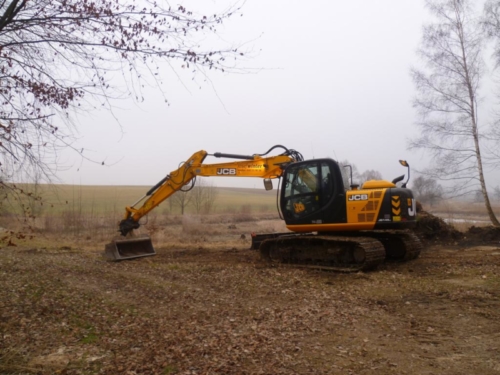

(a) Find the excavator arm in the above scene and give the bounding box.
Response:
[118,146,301,237]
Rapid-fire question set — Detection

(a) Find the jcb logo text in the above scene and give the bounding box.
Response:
[217,168,236,175]
[348,194,368,201]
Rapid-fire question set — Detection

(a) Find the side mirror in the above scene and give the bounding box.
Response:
[263,179,273,191]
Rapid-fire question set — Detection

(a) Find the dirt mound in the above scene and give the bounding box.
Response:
[413,210,463,243]
[462,225,500,245]
[413,210,500,246]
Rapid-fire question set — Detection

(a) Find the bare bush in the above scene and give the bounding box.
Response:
[182,215,204,235]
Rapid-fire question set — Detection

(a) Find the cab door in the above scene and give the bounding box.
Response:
[281,159,345,225]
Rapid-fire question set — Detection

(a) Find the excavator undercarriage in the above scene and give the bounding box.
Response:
[255,230,422,272]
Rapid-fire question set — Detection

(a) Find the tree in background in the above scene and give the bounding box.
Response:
[171,190,193,215]
[202,182,219,214]
[483,0,500,163]
[359,170,383,184]
[0,0,245,183]
[484,1,500,67]
[474,189,485,203]
[338,161,384,188]
[25,169,44,217]
[0,174,10,215]
[493,185,500,201]
[411,0,499,226]
[0,170,43,218]
[411,176,444,207]
[190,178,219,214]
[338,160,360,189]
[191,183,205,214]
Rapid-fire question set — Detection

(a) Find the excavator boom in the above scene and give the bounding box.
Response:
[105,146,301,260]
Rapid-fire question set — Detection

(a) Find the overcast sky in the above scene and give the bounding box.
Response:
[57,1,434,189]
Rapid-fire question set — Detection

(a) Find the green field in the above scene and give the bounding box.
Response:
[0,183,283,246]
[2,184,280,216]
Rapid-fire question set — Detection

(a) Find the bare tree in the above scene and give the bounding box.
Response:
[482,0,500,163]
[24,168,44,217]
[359,169,383,184]
[483,1,500,66]
[493,185,500,201]
[474,189,485,202]
[191,180,207,214]
[0,0,245,181]
[190,178,219,214]
[0,176,10,215]
[411,0,500,226]
[202,182,219,214]
[337,161,383,188]
[411,175,444,207]
[171,190,193,215]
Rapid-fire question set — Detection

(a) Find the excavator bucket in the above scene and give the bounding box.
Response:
[104,235,156,261]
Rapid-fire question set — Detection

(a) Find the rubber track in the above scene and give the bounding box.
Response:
[360,230,423,261]
[259,235,386,272]
[398,231,423,261]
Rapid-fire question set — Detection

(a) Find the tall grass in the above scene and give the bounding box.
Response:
[0,184,282,246]
[425,200,500,229]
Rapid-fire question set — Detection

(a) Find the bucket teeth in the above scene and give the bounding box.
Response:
[104,235,156,261]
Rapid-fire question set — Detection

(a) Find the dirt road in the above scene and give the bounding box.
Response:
[1,241,500,374]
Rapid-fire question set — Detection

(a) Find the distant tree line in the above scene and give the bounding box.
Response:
[411,176,443,207]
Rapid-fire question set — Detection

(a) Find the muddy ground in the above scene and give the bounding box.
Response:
[1,219,500,374]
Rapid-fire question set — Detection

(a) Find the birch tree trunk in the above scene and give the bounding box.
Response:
[411,0,499,226]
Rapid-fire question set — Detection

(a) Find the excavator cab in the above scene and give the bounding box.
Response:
[280,159,346,226]
[280,158,417,231]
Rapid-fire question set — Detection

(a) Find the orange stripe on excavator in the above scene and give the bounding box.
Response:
[286,222,377,232]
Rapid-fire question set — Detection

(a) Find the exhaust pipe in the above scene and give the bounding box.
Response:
[104,235,156,261]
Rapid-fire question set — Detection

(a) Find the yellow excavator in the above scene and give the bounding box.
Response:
[105,145,422,271]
